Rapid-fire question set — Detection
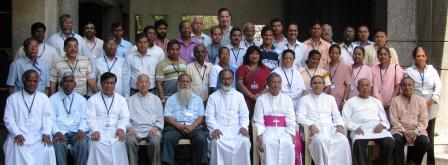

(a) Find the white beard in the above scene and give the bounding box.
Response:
[222,85,232,91]
[178,88,193,106]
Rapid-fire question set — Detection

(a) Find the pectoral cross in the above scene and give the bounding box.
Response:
[273,118,280,127]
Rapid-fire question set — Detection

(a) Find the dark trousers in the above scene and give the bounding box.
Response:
[353,137,395,165]
[161,125,207,165]
[426,118,436,165]
[393,134,429,165]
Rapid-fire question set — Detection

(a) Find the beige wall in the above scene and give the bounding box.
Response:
[129,0,284,42]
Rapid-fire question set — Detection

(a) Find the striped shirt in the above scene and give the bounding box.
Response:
[50,55,95,95]
[156,57,187,97]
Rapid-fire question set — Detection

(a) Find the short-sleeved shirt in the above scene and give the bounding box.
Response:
[156,58,187,97]
[116,38,133,58]
[177,37,201,64]
[164,93,205,125]
[303,38,331,66]
[50,55,95,96]
[7,57,50,93]
[277,40,308,68]
[206,43,222,64]
[236,64,271,112]
[46,31,93,58]
[186,62,213,101]
[323,62,352,109]
[191,33,212,46]
[208,64,237,89]
[259,45,282,69]
[126,47,164,89]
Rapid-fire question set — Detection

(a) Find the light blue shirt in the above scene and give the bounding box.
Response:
[117,38,133,58]
[7,57,50,93]
[164,93,205,125]
[50,91,89,134]
[192,33,212,46]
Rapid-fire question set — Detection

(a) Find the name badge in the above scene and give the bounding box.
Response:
[184,111,194,117]
[331,84,335,89]
[350,84,356,91]
[250,83,259,89]
[421,90,430,95]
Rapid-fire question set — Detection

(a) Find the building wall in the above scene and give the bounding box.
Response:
[129,0,284,42]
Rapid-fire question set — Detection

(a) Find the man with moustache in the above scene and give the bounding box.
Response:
[206,69,251,165]
[191,17,212,46]
[83,22,104,58]
[206,26,223,64]
[177,20,201,64]
[154,19,169,52]
[161,74,208,165]
[186,45,213,102]
[241,22,261,47]
[217,8,233,46]
[339,26,358,65]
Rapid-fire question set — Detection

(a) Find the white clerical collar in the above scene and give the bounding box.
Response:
[62,92,74,99]
[102,92,115,98]
[220,88,233,95]
[23,90,36,96]
[311,92,322,98]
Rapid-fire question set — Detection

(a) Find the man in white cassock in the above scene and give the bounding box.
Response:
[254,73,296,165]
[86,72,130,165]
[342,78,395,165]
[3,69,56,165]
[205,69,251,165]
[297,75,351,165]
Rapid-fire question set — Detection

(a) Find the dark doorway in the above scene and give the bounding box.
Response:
[284,0,387,42]
[79,2,104,39]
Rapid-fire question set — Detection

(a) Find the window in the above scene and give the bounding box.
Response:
[182,15,218,30]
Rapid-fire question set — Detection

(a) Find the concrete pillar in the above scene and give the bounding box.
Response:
[11,0,58,57]
[58,0,79,33]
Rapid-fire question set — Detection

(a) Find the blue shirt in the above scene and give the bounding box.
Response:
[50,91,89,134]
[7,57,50,93]
[164,93,205,125]
[116,38,133,58]
[259,45,282,69]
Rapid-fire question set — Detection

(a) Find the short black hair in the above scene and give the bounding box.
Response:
[111,22,123,31]
[22,69,39,85]
[154,19,168,28]
[218,8,231,16]
[143,25,155,35]
[100,72,117,84]
[135,32,148,42]
[281,49,295,59]
[261,25,273,36]
[270,18,284,26]
[167,39,180,49]
[230,27,242,36]
[64,37,78,48]
[374,28,387,36]
[23,37,37,48]
[31,22,46,35]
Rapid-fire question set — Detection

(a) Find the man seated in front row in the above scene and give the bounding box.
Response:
[342,78,395,165]
[389,77,429,165]
[50,72,89,165]
[126,74,164,165]
[3,69,56,165]
[86,72,130,165]
[205,69,251,165]
[254,73,295,165]
[297,75,351,165]
[162,74,208,165]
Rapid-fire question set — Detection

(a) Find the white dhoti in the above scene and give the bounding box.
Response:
[3,134,56,165]
[208,126,251,165]
[87,138,129,165]
[309,126,351,165]
[259,128,295,165]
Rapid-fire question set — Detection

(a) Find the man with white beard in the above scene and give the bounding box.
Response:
[253,73,296,165]
[86,72,130,165]
[205,69,251,165]
[297,75,351,165]
[162,74,208,165]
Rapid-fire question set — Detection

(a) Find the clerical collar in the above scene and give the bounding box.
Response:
[102,92,115,98]
[23,90,36,96]
[311,92,322,98]
[62,92,74,98]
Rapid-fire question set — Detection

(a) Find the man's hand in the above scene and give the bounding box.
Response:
[116,129,126,141]
[183,125,195,135]
[91,131,101,141]
[373,124,385,133]
[239,127,249,138]
[336,125,344,134]
[310,125,320,136]
[404,131,417,144]
[257,135,264,152]
[148,127,159,137]
[354,127,364,135]
[54,132,65,143]
[211,129,223,139]
[14,134,25,146]
[75,130,86,141]
[127,128,137,137]
[42,134,52,147]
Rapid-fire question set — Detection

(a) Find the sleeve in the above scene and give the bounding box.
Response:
[77,98,89,132]
[253,97,266,136]
[50,59,59,83]
[6,62,16,87]
[431,67,442,103]
[117,98,130,131]
[42,97,54,135]
[342,100,358,131]
[416,98,429,135]
[235,66,246,80]
[394,65,405,85]
[376,99,391,129]
[155,62,165,80]
[238,94,250,130]
[86,98,99,132]
[208,67,218,88]
[389,97,406,134]
[390,48,400,65]
[296,97,315,126]
[86,60,95,79]
[164,96,174,117]
[330,97,344,126]
[50,98,61,135]
[3,96,23,136]
[154,97,164,130]
[204,95,219,133]
[122,61,131,98]
[196,97,205,116]
[285,97,296,135]
[44,65,51,87]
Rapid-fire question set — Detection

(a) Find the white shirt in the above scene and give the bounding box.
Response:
[50,91,88,134]
[240,38,261,48]
[272,67,306,99]
[223,45,247,68]
[128,92,164,138]
[15,43,60,67]
[278,40,308,68]
[84,37,104,59]
[254,92,296,136]
[192,33,212,46]
[94,55,131,98]
[297,93,344,127]
[126,47,164,89]
[47,31,93,59]
[339,42,358,65]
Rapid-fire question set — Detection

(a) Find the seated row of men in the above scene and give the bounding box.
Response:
[4,68,429,165]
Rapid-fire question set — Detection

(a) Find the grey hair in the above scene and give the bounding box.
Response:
[59,14,72,27]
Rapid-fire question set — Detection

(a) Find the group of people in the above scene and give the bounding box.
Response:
[3,7,442,165]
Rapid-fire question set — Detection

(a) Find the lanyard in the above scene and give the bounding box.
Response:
[171,63,180,75]
[343,45,353,57]
[352,64,364,83]
[38,44,46,58]
[419,65,426,89]
[286,43,297,50]
[62,94,74,115]
[249,66,260,82]
[87,38,97,52]
[244,40,254,47]
[194,63,207,83]
[32,61,42,73]
[379,64,390,85]
[211,45,218,63]
[104,56,117,72]
[22,91,36,115]
[282,67,293,90]
[60,32,75,41]
[329,62,340,81]
[101,93,115,117]
[231,47,241,64]
[310,41,320,50]
[305,66,317,79]
[66,60,79,74]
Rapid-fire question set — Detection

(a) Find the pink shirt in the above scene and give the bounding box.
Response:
[324,62,351,109]
[303,38,331,66]
[389,94,428,136]
[371,64,404,105]
[348,64,373,98]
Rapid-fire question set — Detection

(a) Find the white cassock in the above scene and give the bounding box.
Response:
[3,91,56,165]
[86,92,130,165]
[254,92,296,165]
[205,89,251,165]
[297,93,351,165]
[342,96,392,141]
